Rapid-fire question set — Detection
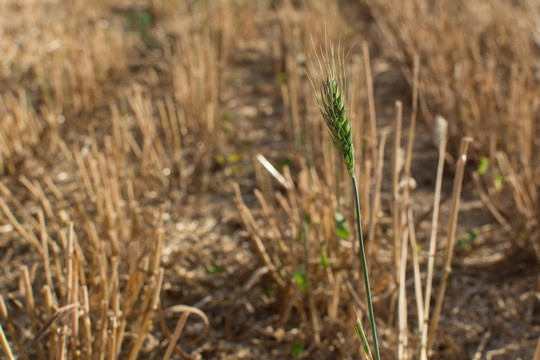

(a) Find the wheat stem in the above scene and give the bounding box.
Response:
[352,175,380,360]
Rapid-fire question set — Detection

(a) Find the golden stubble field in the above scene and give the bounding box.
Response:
[0,0,538,359]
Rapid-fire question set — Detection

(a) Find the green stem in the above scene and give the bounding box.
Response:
[352,175,380,360]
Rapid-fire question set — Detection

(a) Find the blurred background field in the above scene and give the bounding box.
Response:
[0,0,538,359]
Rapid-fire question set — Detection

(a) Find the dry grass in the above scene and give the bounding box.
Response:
[364,0,540,262]
[0,0,234,358]
[0,0,538,359]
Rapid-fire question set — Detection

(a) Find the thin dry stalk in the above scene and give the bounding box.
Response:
[0,321,15,360]
[56,326,68,360]
[107,317,117,360]
[404,55,420,177]
[472,172,513,237]
[233,183,285,288]
[21,266,47,360]
[162,311,190,360]
[109,257,120,324]
[495,152,540,260]
[127,268,164,360]
[38,211,54,291]
[392,101,408,360]
[256,154,291,190]
[0,197,42,253]
[115,257,148,356]
[308,289,322,346]
[398,217,409,360]
[21,304,80,359]
[21,266,36,318]
[367,126,391,248]
[362,41,378,168]
[390,100,403,333]
[420,115,448,360]
[159,304,209,360]
[534,337,540,360]
[66,224,80,343]
[151,228,165,275]
[41,286,55,360]
[18,177,54,220]
[0,297,25,358]
[0,182,36,226]
[472,331,491,360]
[81,286,92,360]
[407,205,424,333]
[253,189,291,264]
[392,101,404,275]
[97,300,109,360]
[427,137,473,352]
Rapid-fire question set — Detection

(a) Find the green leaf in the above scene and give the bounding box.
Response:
[205,264,224,274]
[266,282,277,299]
[293,267,308,293]
[493,174,504,192]
[291,341,304,358]
[139,12,152,27]
[334,211,350,238]
[477,157,489,175]
[216,155,227,165]
[216,153,244,167]
[320,249,329,268]
[277,72,288,84]
[456,230,479,248]
[228,153,244,163]
[354,320,373,359]
[344,25,355,36]
[276,155,293,171]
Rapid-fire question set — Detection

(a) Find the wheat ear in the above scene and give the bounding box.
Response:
[312,42,380,360]
[319,76,355,176]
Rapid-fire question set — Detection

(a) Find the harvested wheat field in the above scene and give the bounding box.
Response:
[0,0,539,359]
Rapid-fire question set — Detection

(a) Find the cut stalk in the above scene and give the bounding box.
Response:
[427,137,473,352]
[420,115,448,360]
[0,321,15,360]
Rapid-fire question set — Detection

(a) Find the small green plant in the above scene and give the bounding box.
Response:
[320,242,330,268]
[291,340,305,358]
[293,267,308,293]
[216,153,245,173]
[334,210,350,238]
[311,43,380,360]
[205,264,225,274]
[477,156,489,175]
[456,229,479,249]
[138,11,152,45]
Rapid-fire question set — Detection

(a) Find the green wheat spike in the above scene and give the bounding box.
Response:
[318,77,355,177]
